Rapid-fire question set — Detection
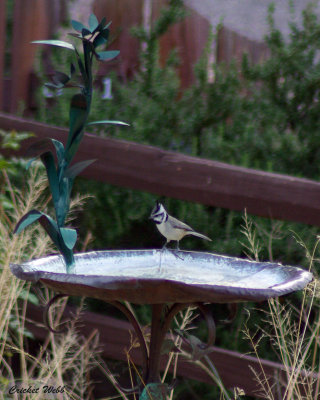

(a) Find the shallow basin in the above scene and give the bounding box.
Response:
[10,250,313,304]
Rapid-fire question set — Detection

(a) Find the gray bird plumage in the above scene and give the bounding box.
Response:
[149,202,211,249]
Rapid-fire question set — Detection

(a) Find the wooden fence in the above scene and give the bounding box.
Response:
[1,112,320,227]
[0,0,268,113]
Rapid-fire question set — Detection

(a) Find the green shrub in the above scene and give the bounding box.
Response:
[241,3,320,178]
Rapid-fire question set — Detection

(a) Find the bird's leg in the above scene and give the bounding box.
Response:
[173,241,183,260]
[162,239,169,251]
[158,249,163,273]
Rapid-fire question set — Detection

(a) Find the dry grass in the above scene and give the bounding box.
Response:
[0,167,101,400]
[241,211,320,400]
[160,306,238,400]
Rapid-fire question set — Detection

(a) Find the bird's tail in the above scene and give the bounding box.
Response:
[188,231,212,241]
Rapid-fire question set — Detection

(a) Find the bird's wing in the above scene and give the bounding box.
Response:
[169,216,211,241]
[169,216,194,232]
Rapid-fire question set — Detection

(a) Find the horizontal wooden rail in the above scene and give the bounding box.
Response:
[26,303,318,398]
[1,112,320,226]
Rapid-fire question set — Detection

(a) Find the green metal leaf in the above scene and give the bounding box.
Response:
[74,48,87,85]
[103,21,112,30]
[14,209,43,234]
[96,50,120,61]
[68,32,83,40]
[101,28,110,39]
[26,157,37,170]
[15,209,75,270]
[15,210,62,255]
[40,152,60,210]
[71,20,86,32]
[32,40,75,51]
[65,159,96,179]
[83,40,92,84]
[140,383,168,400]
[97,17,107,31]
[37,213,60,246]
[87,120,129,126]
[92,17,107,36]
[25,138,64,168]
[88,14,99,32]
[65,175,74,197]
[82,27,91,37]
[66,94,88,162]
[56,176,71,226]
[60,227,77,249]
[51,139,65,165]
[93,32,108,48]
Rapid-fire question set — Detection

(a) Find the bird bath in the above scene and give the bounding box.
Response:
[10,250,313,398]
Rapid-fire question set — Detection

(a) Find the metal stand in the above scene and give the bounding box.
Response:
[44,295,217,399]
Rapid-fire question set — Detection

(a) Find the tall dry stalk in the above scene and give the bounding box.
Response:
[0,168,51,366]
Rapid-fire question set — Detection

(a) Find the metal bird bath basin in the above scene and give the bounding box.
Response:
[10,250,312,398]
[11,249,312,303]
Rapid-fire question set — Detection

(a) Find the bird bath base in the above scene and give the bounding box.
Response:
[10,249,313,398]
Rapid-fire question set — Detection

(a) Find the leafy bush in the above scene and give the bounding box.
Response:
[241,3,320,178]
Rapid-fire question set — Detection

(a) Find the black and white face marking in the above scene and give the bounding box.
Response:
[150,202,168,224]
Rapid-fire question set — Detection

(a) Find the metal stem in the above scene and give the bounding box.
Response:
[197,303,216,347]
[109,301,149,381]
[147,303,189,383]
[147,304,165,383]
[44,294,69,333]
[43,296,217,397]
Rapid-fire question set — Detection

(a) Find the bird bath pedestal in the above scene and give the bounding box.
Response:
[11,249,313,399]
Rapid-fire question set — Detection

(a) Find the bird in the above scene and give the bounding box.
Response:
[149,201,211,250]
